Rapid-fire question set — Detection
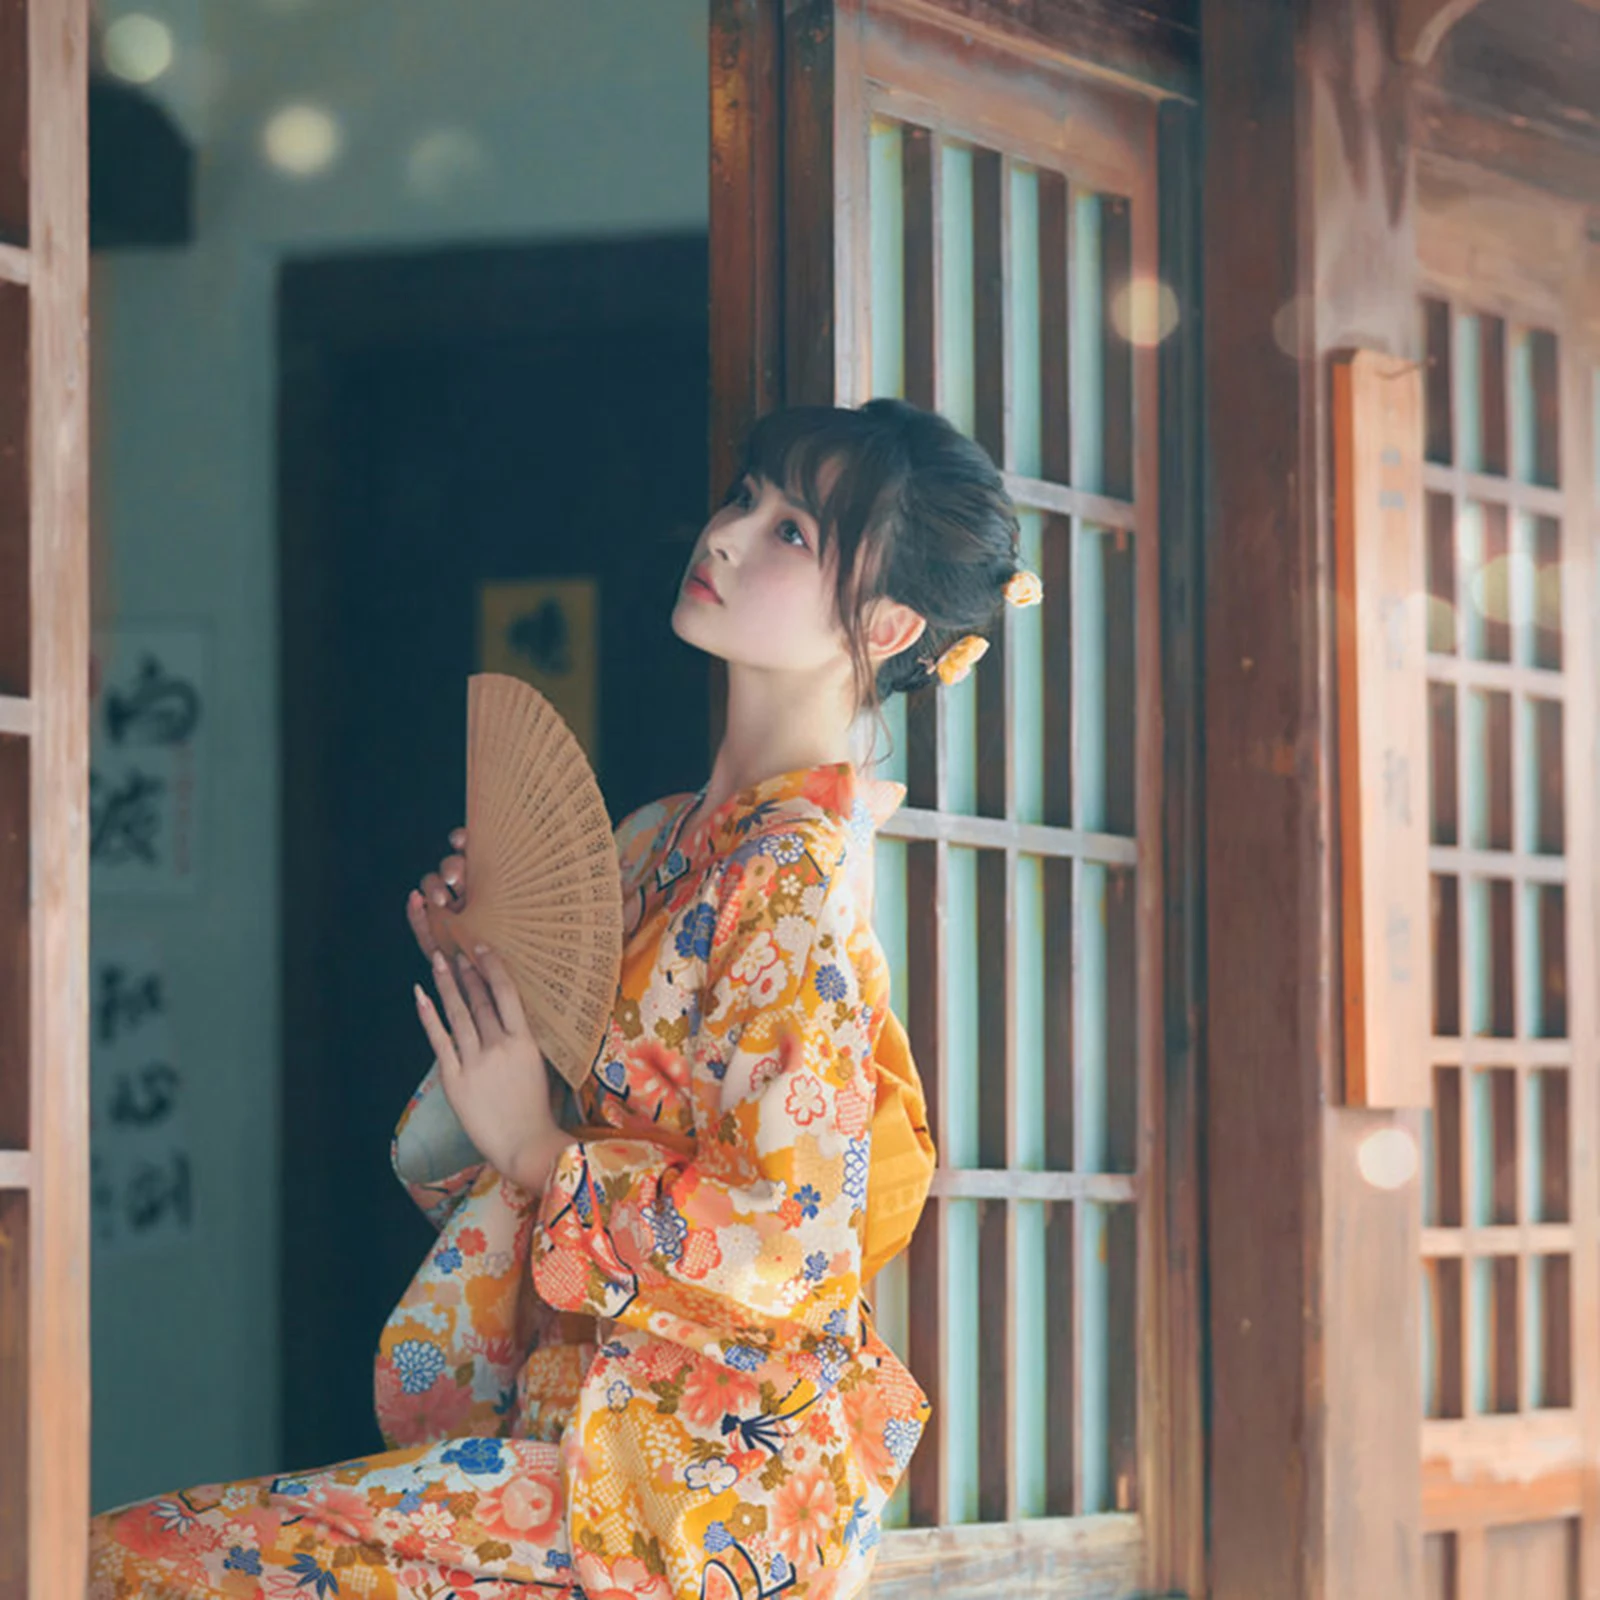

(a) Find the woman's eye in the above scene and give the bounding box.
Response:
[724,477,755,510]
[776,520,807,549]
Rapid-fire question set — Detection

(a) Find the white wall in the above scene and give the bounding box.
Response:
[90,0,708,1511]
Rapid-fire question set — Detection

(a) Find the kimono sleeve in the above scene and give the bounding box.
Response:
[529,829,875,1367]
[390,1061,488,1231]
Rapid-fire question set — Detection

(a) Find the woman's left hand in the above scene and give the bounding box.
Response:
[413,943,571,1194]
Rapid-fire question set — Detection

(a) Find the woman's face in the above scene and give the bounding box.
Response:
[670,471,851,678]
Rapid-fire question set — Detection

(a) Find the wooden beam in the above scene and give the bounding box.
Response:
[1395,0,1488,64]
[1203,0,1422,1594]
[0,1150,30,1189]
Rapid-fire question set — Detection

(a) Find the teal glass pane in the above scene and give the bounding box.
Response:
[1524,1069,1546,1223]
[1519,881,1541,1039]
[869,119,905,401]
[1468,1068,1495,1227]
[1080,1203,1110,1512]
[946,1198,981,1522]
[1510,328,1535,484]
[1463,689,1489,851]
[1468,1255,1492,1414]
[946,666,979,815]
[1421,1264,1436,1417]
[1071,192,1105,493]
[1525,1256,1545,1410]
[1015,1200,1049,1516]
[940,141,976,438]
[1009,162,1042,477]
[1016,855,1047,1171]
[1457,502,1488,659]
[1013,510,1046,825]
[873,835,908,1017]
[947,846,981,1168]
[1076,525,1108,832]
[1454,311,1483,474]
[1422,1101,1438,1227]
[1078,862,1108,1172]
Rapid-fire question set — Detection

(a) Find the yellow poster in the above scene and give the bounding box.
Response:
[478,579,599,766]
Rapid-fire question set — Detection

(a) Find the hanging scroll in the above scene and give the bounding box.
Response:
[1333,349,1430,1107]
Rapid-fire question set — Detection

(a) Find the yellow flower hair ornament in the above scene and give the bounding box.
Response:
[1004,569,1044,607]
[930,634,990,686]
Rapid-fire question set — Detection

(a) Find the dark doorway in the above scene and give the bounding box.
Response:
[277,235,710,1466]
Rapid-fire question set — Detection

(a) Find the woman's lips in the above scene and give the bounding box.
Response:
[686,566,722,602]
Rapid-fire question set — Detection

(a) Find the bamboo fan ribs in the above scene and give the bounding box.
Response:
[424,673,623,1090]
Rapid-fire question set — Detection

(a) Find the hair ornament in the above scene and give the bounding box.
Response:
[1004,569,1044,608]
[930,634,990,686]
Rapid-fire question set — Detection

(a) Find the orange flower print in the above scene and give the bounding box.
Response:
[784,1074,827,1127]
[679,1226,723,1280]
[585,1554,675,1600]
[842,1382,896,1483]
[474,1471,562,1544]
[678,1361,761,1428]
[771,1467,839,1563]
[834,1082,870,1138]
[456,1226,486,1256]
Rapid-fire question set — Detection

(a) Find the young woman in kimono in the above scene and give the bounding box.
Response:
[90,399,1041,1600]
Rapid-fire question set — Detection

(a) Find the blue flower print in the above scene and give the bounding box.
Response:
[433,1244,462,1275]
[706,1055,728,1081]
[647,1193,688,1261]
[392,1339,446,1395]
[757,831,806,864]
[803,1251,829,1283]
[813,964,848,1003]
[548,1549,572,1572]
[824,1307,850,1336]
[793,1183,822,1219]
[273,1477,310,1496]
[288,1552,340,1597]
[396,1489,424,1514]
[223,1546,261,1576]
[724,1343,764,1372]
[606,1378,634,1411]
[843,1137,869,1207]
[599,1057,628,1091]
[676,903,716,962]
[441,1437,506,1476]
[770,1553,793,1585]
[704,1521,734,1554]
[884,1416,923,1470]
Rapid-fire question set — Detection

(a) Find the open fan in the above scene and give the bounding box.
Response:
[423,673,623,1090]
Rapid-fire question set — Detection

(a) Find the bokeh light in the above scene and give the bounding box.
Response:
[1109,277,1180,348]
[405,128,490,201]
[262,104,343,178]
[1357,1126,1419,1191]
[103,13,175,85]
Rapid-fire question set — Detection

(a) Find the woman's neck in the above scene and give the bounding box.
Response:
[694,662,858,820]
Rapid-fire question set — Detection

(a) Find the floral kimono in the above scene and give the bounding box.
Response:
[90,762,935,1600]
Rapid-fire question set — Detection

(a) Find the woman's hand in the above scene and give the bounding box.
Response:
[407,827,468,962]
[413,942,571,1194]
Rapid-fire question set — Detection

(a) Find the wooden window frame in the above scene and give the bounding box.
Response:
[0,0,93,1594]
[711,4,1204,1594]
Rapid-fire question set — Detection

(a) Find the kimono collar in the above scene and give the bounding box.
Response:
[653,761,906,894]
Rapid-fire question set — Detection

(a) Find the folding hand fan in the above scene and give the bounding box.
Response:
[423,673,623,1091]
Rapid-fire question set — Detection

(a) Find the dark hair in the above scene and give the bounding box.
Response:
[737,398,1022,714]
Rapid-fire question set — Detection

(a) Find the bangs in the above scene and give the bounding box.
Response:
[740,407,907,583]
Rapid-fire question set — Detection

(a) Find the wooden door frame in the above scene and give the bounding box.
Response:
[711,3,1205,1592]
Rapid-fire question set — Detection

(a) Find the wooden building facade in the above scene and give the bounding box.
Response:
[5,0,1600,1595]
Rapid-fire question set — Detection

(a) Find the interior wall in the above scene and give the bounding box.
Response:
[89,0,708,1512]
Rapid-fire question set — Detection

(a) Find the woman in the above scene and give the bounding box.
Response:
[91,399,1039,1600]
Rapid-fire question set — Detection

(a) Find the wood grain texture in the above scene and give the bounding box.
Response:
[26,0,91,1592]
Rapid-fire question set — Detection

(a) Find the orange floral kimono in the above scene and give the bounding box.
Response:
[90,762,935,1600]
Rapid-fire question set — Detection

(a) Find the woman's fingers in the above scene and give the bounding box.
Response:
[439,852,467,904]
[455,954,504,1040]
[472,944,529,1037]
[449,827,466,851]
[413,984,461,1080]
[429,950,480,1056]
[405,889,439,959]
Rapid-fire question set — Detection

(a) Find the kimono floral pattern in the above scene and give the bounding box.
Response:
[89,763,931,1600]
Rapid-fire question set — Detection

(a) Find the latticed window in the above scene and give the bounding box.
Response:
[1418,276,1599,1594]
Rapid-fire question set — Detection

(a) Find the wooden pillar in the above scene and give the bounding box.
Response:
[1203,1,1424,1597]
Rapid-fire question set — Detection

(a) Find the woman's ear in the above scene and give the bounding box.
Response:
[864,597,927,665]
